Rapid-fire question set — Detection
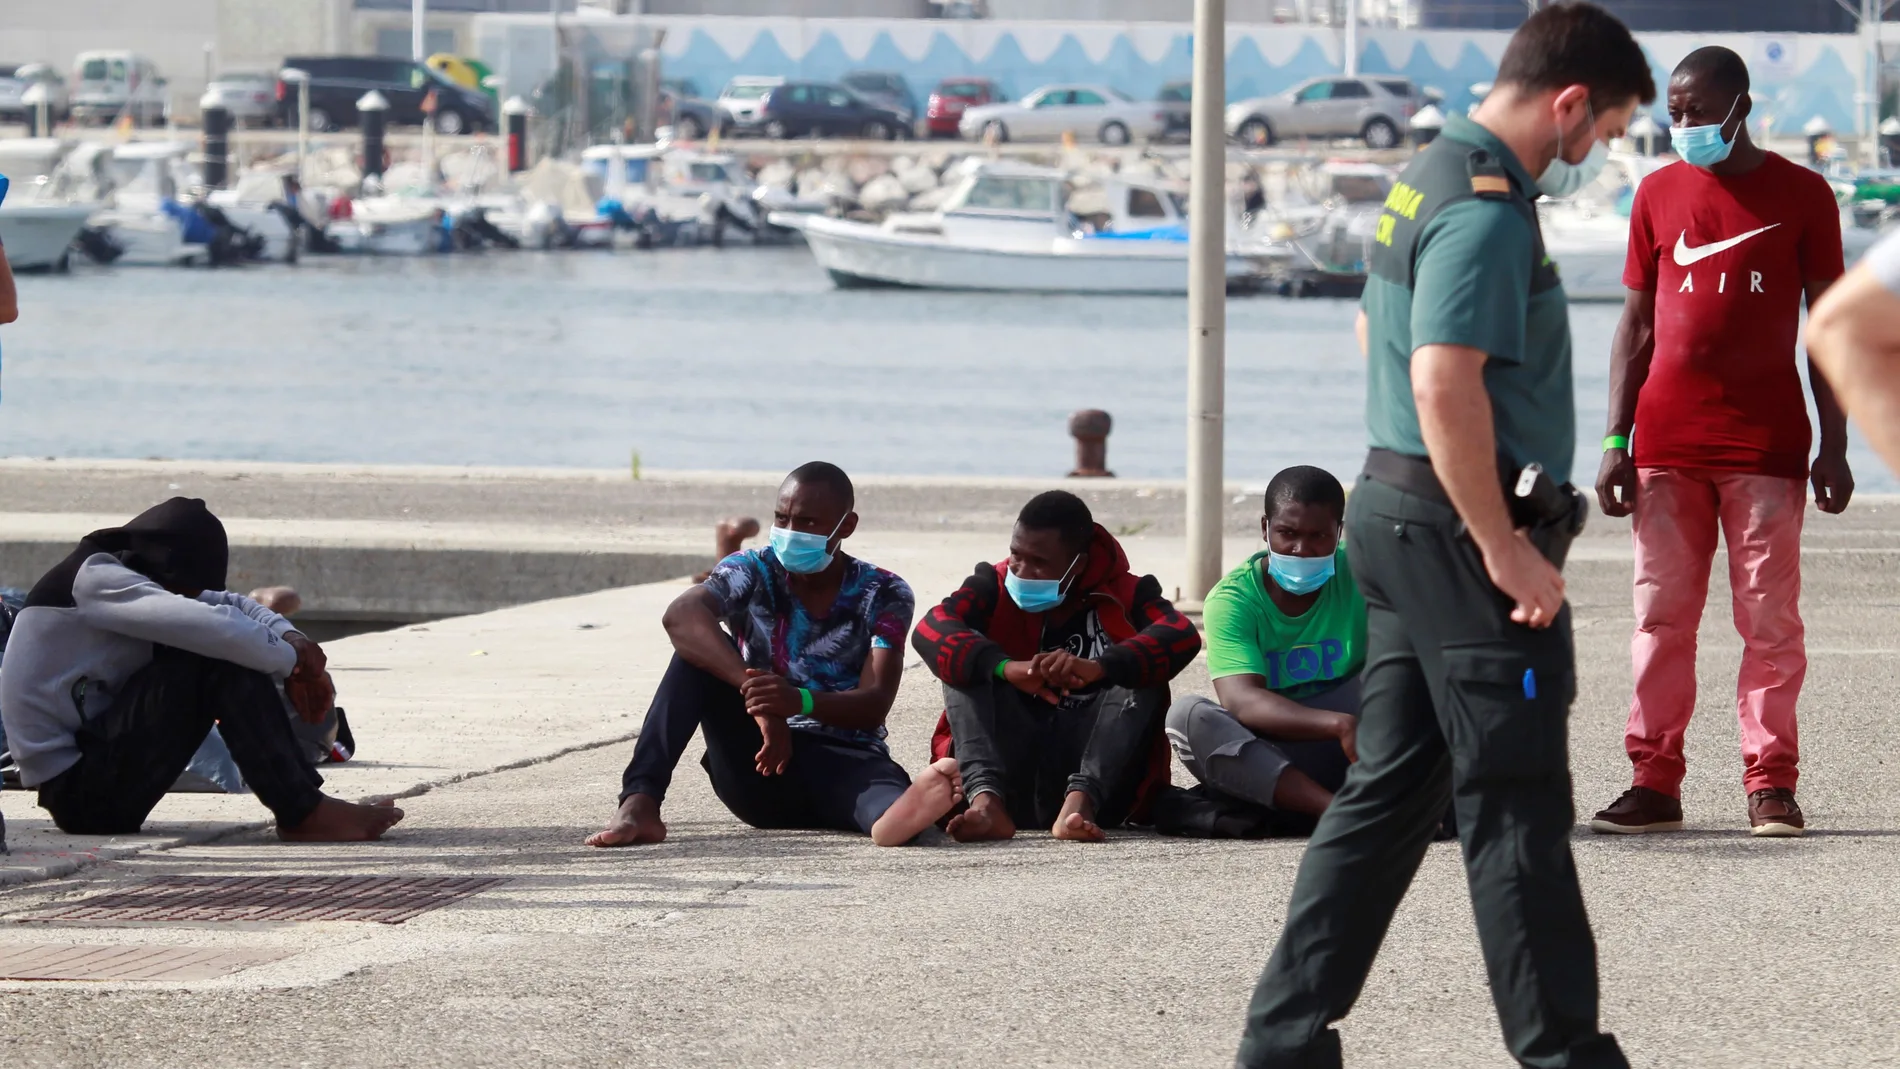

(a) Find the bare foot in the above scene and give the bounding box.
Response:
[1051,790,1106,842]
[278,796,404,842]
[585,793,667,847]
[695,517,762,581]
[945,790,1017,843]
[249,586,302,616]
[871,757,964,847]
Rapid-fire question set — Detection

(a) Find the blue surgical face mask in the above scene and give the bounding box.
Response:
[1267,550,1336,595]
[769,513,847,575]
[1004,553,1081,613]
[1537,99,1608,198]
[1673,94,1741,169]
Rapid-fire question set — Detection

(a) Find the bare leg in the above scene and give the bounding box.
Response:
[1052,789,1107,842]
[946,790,1017,842]
[248,586,303,616]
[1273,766,1336,817]
[278,796,404,842]
[695,517,762,582]
[586,792,668,847]
[870,757,964,846]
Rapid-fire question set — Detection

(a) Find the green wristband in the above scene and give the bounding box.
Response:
[1603,435,1630,452]
[994,660,1012,681]
[798,688,814,715]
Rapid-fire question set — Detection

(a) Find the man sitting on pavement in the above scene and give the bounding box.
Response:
[587,462,962,849]
[911,490,1200,842]
[1166,466,1364,822]
[0,498,403,842]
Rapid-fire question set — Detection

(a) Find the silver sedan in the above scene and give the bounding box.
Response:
[959,84,1167,145]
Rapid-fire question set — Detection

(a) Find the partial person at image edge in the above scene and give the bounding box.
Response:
[1591,46,1851,839]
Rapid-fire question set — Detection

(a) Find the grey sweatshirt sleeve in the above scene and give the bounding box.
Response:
[71,554,299,676]
[196,589,298,639]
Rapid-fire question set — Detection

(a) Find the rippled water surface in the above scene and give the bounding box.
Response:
[5,247,1886,490]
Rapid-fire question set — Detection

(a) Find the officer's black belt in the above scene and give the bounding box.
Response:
[1362,447,1581,532]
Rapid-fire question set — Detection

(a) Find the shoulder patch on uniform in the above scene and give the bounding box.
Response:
[1465,148,1512,200]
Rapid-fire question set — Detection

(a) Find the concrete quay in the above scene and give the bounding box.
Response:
[0,460,1897,1067]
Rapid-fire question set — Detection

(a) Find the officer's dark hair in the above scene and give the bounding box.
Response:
[1264,466,1346,525]
[1495,1,1656,113]
[1672,46,1749,100]
[1017,491,1094,555]
[785,461,855,512]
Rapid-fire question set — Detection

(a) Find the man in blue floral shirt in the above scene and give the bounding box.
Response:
[587,462,963,848]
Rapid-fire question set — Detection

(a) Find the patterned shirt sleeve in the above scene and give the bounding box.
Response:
[869,572,915,650]
[699,550,761,617]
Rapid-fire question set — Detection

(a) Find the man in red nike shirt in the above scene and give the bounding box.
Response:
[1591,46,1850,838]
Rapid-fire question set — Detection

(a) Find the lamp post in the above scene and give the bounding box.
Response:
[1185,0,1227,607]
[280,67,311,187]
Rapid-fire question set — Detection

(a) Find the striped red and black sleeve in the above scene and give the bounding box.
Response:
[1095,574,1202,688]
[910,563,1009,686]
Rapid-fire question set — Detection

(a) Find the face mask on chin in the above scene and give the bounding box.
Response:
[1537,98,1610,199]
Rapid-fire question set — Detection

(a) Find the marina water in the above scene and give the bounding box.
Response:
[7,247,1889,492]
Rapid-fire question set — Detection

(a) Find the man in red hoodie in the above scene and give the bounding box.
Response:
[911,490,1201,842]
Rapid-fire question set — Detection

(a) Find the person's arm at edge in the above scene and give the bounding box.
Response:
[1808,264,1900,477]
[661,585,749,688]
[1595,287,1655,517]
[1094,575,1202,687]
[0,238,18,324]
[1354,308,1369,358]
[805,644,905,732]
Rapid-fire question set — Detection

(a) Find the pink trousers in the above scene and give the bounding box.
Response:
[1626,467,1807,796]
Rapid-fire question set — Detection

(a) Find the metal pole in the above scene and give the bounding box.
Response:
[1865,0,1881,166]
[298,81,310,188]
[1185,0,1227,607]
[413,0,428,62]
[1343,0,1359,77]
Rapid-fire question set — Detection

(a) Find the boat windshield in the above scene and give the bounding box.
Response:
[962,175,1059,212]
[723,83,774,101]
[1330,174,1389,203]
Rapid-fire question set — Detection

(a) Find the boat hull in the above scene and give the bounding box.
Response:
[0,203,93,270]
[800,216,1250,295]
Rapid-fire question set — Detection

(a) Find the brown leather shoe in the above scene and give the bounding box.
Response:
[1588,786,1684,834]
[1748,788,1805,837]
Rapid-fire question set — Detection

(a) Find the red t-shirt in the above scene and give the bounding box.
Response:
[1622,153,1845,477]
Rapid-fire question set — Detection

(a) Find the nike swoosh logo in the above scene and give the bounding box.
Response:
[1673,224,1780,266]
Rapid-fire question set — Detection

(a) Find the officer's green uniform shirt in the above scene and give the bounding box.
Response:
[1202,548,1367,699]
[1361,112,1577,483]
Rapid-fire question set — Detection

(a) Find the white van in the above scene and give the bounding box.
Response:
[70,50,168,126]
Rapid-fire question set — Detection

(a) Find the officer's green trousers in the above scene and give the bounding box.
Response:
[1235,476,1627,1069]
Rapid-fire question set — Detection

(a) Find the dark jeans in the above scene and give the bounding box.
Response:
[37,647,325,835]
[1237,476,1622,1069]
[943,677,1166,829]
[619,654,912,835]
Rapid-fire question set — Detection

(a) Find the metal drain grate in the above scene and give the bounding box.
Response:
[0,943,288,981]
[21,875,506,925]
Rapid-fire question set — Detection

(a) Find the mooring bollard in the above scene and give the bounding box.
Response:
[1805,115,1833,166]
[359,90,389,181]
[200,97,231,188]
[22,81,52,138]
[504,96,531,172]
[1069,409,1114,478]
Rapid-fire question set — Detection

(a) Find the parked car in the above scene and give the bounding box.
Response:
[202,71,277,127]
[70,50,168,126]
[841,70,917,125]
[957,84,1166,145]
[924,77,1001,138]
[0,63,69,123]
[1224,76,1420,149]
[716,76,784,135]
[278,56,494,134]
[659,83,719,141]
[758,82,910,140]
[1157,80,1192,138]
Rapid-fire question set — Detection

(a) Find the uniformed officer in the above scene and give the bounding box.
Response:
[1235,5,1656,1068]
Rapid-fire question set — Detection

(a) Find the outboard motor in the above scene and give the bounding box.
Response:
[72,226,125,264]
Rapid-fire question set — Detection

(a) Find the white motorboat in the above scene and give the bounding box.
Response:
[0,202,93,270]
[326,195,446,256]
[90,141,294,266]
[777,161,1254,294]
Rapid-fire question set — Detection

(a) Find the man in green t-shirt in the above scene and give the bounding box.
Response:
[1167,467,1366,818]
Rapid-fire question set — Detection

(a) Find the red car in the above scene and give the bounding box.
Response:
[926,77,1001,138]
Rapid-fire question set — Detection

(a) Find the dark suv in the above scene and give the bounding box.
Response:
[758,82,911,140]
[277,56,494,134]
